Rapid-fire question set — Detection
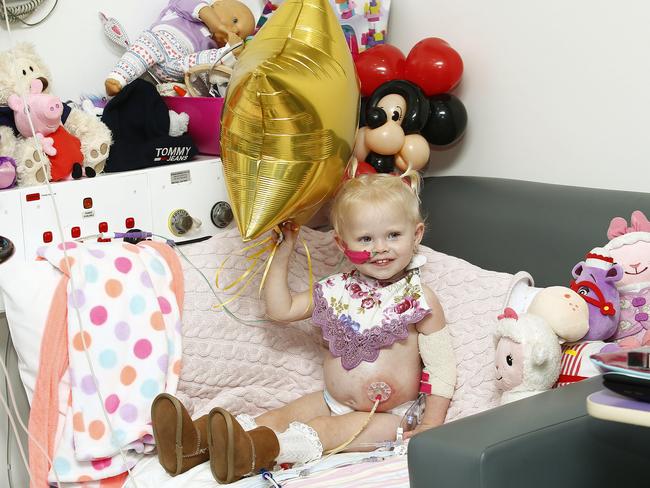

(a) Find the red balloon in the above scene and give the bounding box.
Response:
[344,160,377,181]
[405,38,463,96]
[355,160,377,175]
[354,44,406,97]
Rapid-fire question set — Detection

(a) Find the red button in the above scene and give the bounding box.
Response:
[98,222,108,233]
[125,217,135,229]
[43,231,53,243]
[83,197,93,209]
[26,193,40,202]
[71,226,81,238]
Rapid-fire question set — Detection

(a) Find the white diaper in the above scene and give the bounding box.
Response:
[323,389,414,418]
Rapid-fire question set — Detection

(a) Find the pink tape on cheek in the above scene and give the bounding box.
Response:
[344,248,372,264]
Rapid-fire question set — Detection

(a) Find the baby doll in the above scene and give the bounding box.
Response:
[104,0,260,96]
[150,173,456,483]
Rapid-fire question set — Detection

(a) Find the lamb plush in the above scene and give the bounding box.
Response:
[495,308,563,405]
[496,285,591,404]
[605,210,650,348]
[0,43,112,186]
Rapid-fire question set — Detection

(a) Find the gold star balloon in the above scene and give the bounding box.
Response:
[220,0,360,241]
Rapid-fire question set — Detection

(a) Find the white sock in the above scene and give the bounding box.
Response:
[235,413,257,431]
[275,422,323,464]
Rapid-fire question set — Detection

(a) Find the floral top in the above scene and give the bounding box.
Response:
[312,254,431,370]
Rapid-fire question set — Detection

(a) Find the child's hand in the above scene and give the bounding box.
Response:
[272,221,300,257]
[402,420,441,440]
[211,24,231,47]
[228,31,245,56]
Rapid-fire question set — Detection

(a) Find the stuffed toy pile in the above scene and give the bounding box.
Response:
[0,43,112,186]
[495,276,591,404]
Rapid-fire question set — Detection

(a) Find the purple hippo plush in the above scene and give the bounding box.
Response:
[570,247,623,341]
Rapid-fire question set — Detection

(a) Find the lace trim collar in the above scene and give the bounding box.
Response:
[312,280,431,370]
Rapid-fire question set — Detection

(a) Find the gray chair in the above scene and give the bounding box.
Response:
[409,176,650,488]
[2,175,649,487]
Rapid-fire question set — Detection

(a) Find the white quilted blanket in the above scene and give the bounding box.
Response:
[175,226,514,422]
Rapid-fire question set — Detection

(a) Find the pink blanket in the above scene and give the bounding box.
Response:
[176,227,514,422]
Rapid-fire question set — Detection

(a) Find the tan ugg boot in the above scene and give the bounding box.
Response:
[207,407,280,484]
[151,393,210,476]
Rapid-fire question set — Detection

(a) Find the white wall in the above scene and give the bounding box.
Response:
[3,0,650,192]
[1,0,163,98]
[390,0,650,192]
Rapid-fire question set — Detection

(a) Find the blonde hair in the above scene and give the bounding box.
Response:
[330,173,423,235]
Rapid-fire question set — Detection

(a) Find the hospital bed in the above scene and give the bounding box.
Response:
[2,173,649,487]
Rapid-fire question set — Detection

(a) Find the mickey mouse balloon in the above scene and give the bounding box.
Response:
[221,0,360,241]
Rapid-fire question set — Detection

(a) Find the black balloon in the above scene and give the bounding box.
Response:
[367,152,395,173]
[367,80,429,135]
[366,107,388,129]
[421,93,467,146]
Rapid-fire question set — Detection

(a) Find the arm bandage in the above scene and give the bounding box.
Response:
[418,327,457,399]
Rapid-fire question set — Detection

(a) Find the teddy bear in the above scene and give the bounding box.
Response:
[0,42,112,186]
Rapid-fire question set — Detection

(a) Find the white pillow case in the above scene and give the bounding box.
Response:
[0,257,61,403]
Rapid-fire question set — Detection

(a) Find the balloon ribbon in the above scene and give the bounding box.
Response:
[213,229,314,316]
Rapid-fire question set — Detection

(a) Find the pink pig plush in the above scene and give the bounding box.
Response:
[7,79,84,181]
[605,210,650,348]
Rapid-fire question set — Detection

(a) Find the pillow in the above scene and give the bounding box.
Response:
[418,245,514,420]
[0,256,61,403]
[176,226,515,422]
[176,226,339,417]
[0,255,71,455]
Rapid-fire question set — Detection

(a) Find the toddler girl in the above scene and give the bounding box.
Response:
[105,0,260,96]
[151,173,457,483]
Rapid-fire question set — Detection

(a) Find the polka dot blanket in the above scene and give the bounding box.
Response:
[30,240,183,486]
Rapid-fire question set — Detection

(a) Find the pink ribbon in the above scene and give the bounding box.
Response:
[607,210,650,240]
[497,307,518,321]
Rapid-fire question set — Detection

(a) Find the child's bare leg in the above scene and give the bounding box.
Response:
[206,399,402,479]
[255,391,330,432]
[308,412,402,452]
